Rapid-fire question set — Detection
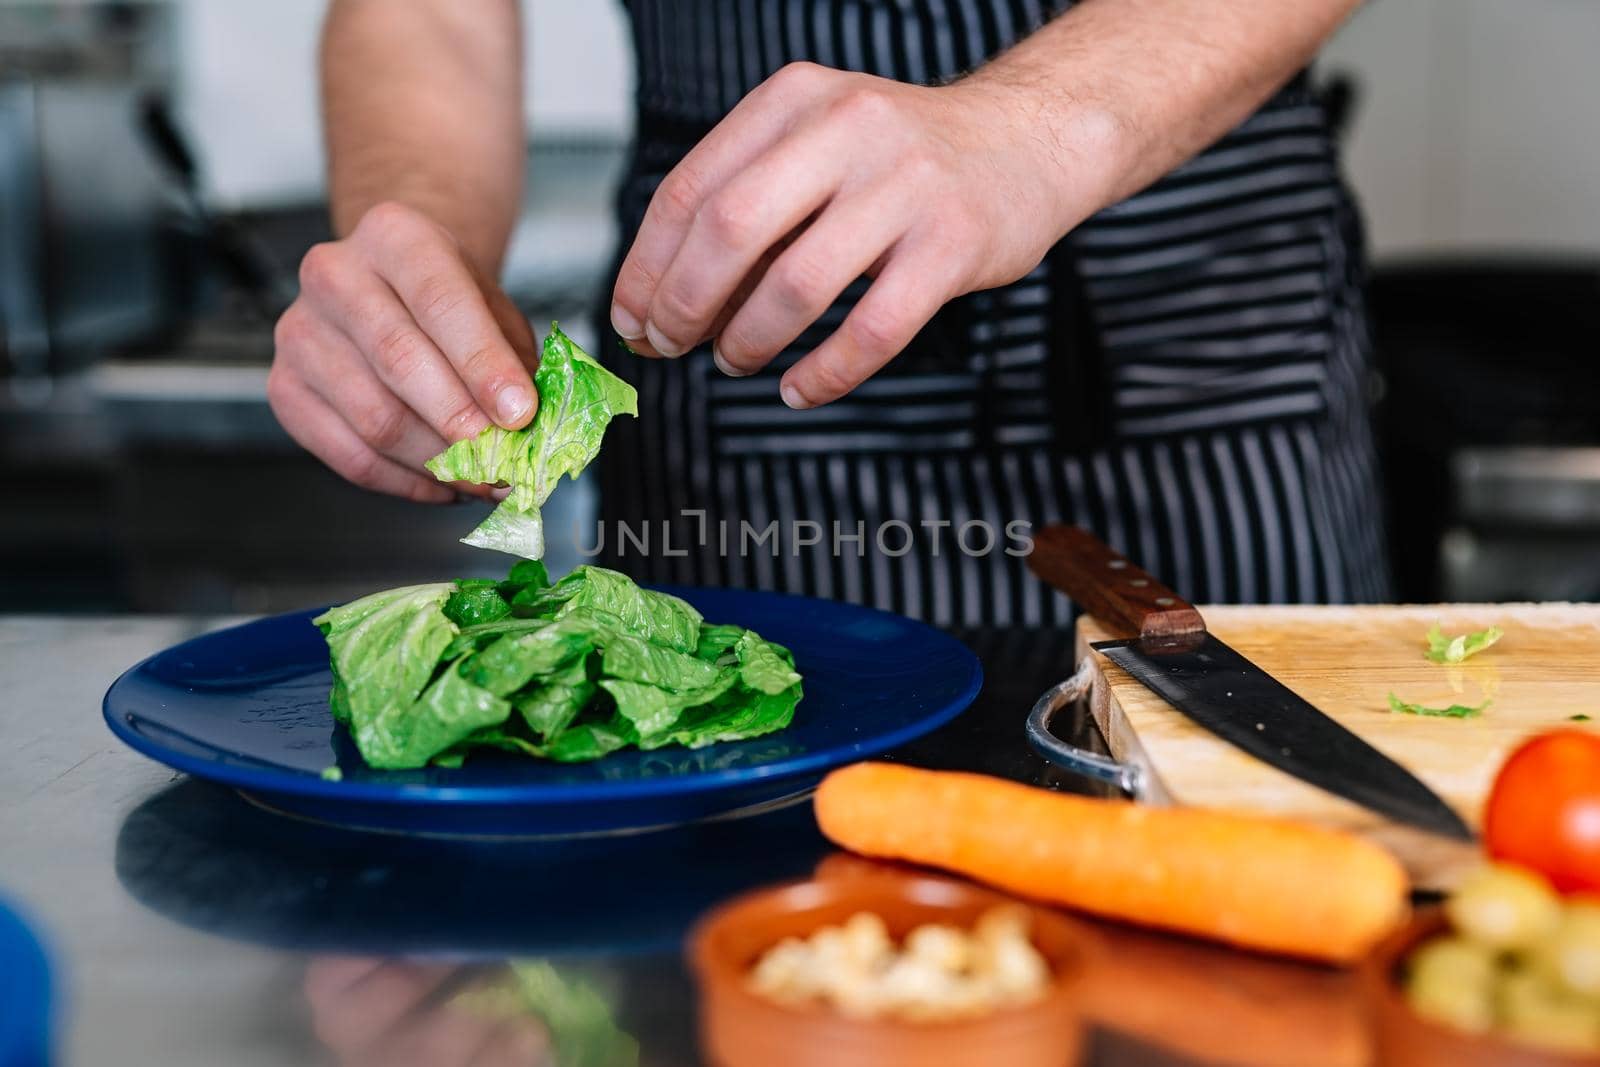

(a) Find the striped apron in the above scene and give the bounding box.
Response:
[597,0,1392,625]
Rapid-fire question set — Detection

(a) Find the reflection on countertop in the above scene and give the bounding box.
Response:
[0,612,1382,1067]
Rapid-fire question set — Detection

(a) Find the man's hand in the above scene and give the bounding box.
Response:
[609,61,1115,410]
[269,202,539,503]
[304,957,552,1067]
[611,0,1362,412]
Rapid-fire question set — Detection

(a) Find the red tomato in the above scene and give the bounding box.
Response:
[1484,730,1600,894]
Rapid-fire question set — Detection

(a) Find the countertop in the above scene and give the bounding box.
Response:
[0,616,1362,1067]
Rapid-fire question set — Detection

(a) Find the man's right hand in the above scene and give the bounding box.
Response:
[269,201,540,503]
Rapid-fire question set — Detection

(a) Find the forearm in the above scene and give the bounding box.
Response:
[320,0,525,275]
[965,0,1362,235]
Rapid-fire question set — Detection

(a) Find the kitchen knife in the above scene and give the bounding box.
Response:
[1027,525,1474,841]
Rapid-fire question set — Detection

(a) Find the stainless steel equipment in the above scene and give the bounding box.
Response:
[0,2,175,383]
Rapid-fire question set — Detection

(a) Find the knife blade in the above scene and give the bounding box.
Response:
[1027,525,1473,841]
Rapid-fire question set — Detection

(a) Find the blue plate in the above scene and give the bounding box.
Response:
[104,587,982,836]
[0,895,52,1067]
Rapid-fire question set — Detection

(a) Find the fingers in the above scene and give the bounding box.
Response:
[307,960,457,1055]
[298,241,491,445]
[385,1002,503,1067]
[711,183,915,378]
[305,957,387,1003]
[473,262,540,373]
[469,1017,552,1067]
[610,61,832,348]
[779,242,960,409]
[277,304,450,473]
[642,121,852,360]
[369,210,538,428]
[267,372,456,503]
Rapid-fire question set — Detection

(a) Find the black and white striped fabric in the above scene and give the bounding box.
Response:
[596,0,1392,625]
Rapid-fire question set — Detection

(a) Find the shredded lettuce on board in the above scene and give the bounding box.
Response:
[426,325,637,560]
[317,565,803,770]
[1387,692,1490,719]
[1424,623,1504,664]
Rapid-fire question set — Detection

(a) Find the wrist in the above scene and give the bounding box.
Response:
[947,68,1138,241]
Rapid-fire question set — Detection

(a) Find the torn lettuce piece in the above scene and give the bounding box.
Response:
[460,611,607,696]
[1387,692,1490,719]
[443,579,514,628]
[514,657,597,740]
[599,631,724,692]
[602,674,739,740]
[1424,623,1504,664]
[375,655,513,769]
[453,962,638,1067]
[542,721,632,763]
[425,325,637,559]
[314,583,458,763]
[637,680,803,751]
[523,566,702,654]
[734,630,802,695]
[695,623,747,663]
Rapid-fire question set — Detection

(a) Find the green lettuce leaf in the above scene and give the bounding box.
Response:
[1424,623,1504,664]
[734,630,802,695]
[1387,692,1490,719]
[314,583,458,763]
[509,962,639,1067]
[425,325,637,559]
[443,579,513,628]
[599,631,724,691]
[524,566,702,654]
[460,612,605,696]
[514,656,597,740]
[601,675,739,739]
[455,961,637,1067]
[637,680,803,751]
[367,654,513,769]
[542,721,632,763]
[694,623,746,663]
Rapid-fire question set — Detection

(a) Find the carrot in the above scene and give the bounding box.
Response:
[813,763,1409,964]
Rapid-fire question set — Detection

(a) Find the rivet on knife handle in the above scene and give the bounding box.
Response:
[1026,525,1206,643]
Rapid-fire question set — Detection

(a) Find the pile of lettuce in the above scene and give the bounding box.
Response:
[316,562,803,769]
[312,323,801,770]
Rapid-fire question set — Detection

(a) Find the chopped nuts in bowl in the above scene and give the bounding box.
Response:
[689,865,1086,1067]
[748,907,1050,1021]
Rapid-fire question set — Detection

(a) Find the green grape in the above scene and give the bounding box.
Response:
[1498,966,1600,1054]
[1532,901,1600,1001]
[1405,936,1497,1033]
[1446,864,1562,951]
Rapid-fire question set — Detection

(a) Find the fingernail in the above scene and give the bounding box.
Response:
[645,322,686,358]
[712,342,750,378]
[610,303,643,340]
[496,385,533,425]
[780,381,811,410]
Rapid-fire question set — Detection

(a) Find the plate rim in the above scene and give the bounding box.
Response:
[102,586,983,808]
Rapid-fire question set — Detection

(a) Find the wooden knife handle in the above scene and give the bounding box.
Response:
[1027,525,1206,641]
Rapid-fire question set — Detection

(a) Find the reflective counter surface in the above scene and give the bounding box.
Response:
[1,617,1368,1067]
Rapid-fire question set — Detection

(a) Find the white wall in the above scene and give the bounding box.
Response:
[140,0,1600,258]
[171,0,633,207]
[1323,0,1600,257]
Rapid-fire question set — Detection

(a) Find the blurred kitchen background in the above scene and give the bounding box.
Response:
[2,0,1597,614]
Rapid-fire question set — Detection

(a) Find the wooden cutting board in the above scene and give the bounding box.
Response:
[1075,603,1600,889]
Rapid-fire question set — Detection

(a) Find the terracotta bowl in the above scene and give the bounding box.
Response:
[1365,908,1600,1067]
[688,866,1087,1067]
